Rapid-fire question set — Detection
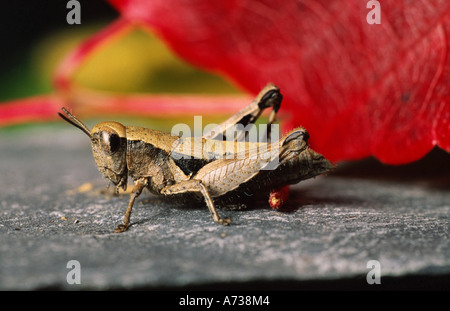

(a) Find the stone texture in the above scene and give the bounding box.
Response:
[0,127,448,290]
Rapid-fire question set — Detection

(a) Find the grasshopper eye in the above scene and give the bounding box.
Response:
[101,131,120,153]
[109,133,120,153]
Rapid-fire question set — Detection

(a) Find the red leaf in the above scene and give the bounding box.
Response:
[0,92,250,127]
[108,0,450,164]
[0,95,63,127]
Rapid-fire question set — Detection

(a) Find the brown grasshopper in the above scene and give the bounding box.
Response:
[59,84,334,233]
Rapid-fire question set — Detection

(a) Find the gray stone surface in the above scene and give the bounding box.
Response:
[0,126,449,290]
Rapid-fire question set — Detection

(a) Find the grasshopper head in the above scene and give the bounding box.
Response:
[90,122,128,191]
[59,108,128,192]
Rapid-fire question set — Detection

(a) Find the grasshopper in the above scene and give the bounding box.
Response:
[59,84,334,233]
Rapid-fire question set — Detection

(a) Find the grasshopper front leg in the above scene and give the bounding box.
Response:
[114,178,148,233]
[161,180,231,226]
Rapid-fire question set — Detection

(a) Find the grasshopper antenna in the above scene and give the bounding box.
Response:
[58,107,91,138]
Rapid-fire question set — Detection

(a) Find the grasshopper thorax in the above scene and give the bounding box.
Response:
[90,121,128,191]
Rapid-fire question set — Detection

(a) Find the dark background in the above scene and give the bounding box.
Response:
[0,1,117,101]
[0,0,117,73]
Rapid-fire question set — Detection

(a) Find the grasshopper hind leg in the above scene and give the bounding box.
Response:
[203,83,282,142]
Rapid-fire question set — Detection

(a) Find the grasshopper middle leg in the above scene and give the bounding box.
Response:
[161,180,231,225]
